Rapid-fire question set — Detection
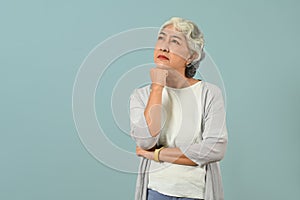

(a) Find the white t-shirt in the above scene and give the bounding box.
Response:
[148,80,206,199]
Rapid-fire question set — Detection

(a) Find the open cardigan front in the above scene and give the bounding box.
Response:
[129,81,228,200]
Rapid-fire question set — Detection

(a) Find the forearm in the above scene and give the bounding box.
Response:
[144,84,164,137]
[159,147,197,166]
[136,146,197,166]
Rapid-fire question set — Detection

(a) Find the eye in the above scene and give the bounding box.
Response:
[157,36,164,40]
[171,39,180,45]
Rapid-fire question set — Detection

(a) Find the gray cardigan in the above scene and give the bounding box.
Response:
[129,81,228,200]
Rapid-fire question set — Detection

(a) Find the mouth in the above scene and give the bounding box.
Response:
[157,55,169,60]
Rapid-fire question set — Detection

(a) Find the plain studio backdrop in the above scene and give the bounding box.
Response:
[1,1,299,200]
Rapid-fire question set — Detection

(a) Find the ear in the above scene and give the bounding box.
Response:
[186,52,198,64]
[186,52,198,65]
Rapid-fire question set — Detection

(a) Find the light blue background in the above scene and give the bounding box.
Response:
[1,0,299,199]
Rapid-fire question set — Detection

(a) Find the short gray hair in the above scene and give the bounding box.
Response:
[159,17,205,63]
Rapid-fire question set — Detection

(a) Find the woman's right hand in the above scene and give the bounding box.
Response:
[150,67,168,87]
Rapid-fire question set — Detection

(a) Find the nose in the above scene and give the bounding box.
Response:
[159,41,169,53]
[161,47,169,53]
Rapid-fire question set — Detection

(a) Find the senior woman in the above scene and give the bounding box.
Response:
[130,17,228,200]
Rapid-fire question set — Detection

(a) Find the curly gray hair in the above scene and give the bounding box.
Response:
[159,17,205,77]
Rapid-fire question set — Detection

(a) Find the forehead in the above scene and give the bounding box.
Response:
[159,26,186,39]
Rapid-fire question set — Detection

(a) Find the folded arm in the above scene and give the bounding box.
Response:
[132,84,228,167]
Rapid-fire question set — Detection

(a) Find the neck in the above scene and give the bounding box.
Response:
[165,69,197,88]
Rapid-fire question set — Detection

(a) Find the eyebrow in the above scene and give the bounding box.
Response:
[159,31,183,40]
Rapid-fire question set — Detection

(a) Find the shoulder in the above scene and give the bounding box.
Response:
[200,81,225,110]
[201,81,222,95]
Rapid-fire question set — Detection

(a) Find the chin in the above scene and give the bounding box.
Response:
[155,61,169,67]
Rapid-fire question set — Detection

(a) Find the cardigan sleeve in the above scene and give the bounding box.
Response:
[179,83,228,167]
[129,88,160,150]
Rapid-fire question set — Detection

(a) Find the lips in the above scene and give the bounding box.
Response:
[157,55,169,60]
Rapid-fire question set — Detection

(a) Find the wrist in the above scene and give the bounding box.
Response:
[153,147,165,162]
[151,84,164,92]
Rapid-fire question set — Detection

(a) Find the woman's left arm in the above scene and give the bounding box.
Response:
[136,146,198,166]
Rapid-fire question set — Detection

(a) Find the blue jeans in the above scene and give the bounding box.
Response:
[147,189,204,200]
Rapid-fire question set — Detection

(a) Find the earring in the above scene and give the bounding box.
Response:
[185,62,197,78]
[186,62,193,68]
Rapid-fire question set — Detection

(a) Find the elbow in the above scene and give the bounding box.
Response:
[203,137,228,165]
[215,138,228,161]
[130,129,158,150]
[136,140,156,150]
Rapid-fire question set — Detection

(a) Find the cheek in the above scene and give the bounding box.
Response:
[169,53,187,67]
[169,46,190,60]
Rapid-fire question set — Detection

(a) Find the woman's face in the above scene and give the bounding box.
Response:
[154,25,192,71]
